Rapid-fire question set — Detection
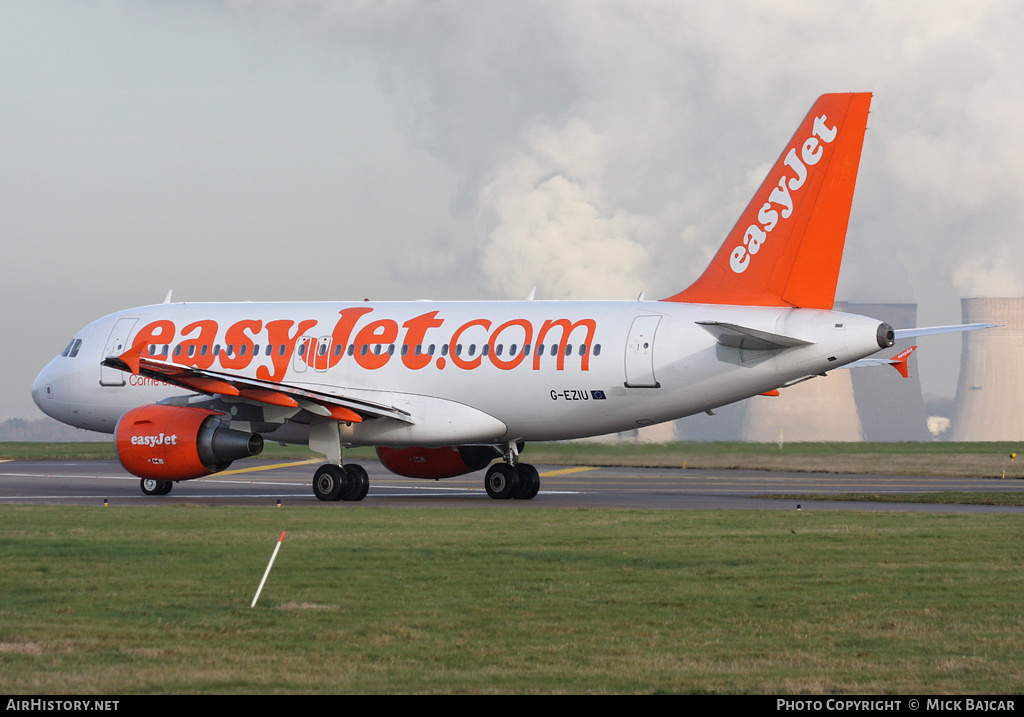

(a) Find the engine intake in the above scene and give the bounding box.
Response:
[115,404,263,481]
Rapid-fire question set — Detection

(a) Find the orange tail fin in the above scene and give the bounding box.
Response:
[663,93,872,309]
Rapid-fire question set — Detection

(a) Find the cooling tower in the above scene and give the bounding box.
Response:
[741,370,863,442]
[740,302,928,442]
[839,303,930,441]
[949,298,1024,441]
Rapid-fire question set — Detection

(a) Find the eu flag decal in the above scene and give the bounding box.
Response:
[591,390,607,400]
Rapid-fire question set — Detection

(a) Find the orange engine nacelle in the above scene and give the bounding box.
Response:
[376,445,495,479]
[115,405,264,481]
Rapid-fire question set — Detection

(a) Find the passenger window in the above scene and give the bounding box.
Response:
[594,344,602,356]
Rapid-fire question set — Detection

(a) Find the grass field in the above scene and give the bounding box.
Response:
[3,440,1024,478]
[1,506,1023,694]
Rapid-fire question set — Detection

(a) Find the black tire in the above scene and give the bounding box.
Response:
[343,464,369,502]
[141,479,172,496]
[313,464,345,502]
[514,463,540,500]
[485,463,519,500]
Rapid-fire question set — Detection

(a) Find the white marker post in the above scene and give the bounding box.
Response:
[251,531,286,608]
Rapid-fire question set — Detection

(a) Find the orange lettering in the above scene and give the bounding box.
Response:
[450,319,492,370]
[257,319,318,382]
[220,319,262,370]
[353,319,399,370]
[487,319,532,371]
[314,307,374,369]
[534,319,596,371]
[175,320,219,369]
[401,311,445,370]
[131,320,175,357]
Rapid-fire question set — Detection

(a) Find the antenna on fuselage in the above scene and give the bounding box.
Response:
[162,290,173,304]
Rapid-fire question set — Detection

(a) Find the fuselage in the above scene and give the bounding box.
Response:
[33,299,889,445]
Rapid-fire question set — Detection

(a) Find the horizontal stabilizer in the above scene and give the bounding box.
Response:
[893,323,996,339]
[696,321,813,351]
[845,346,916,378]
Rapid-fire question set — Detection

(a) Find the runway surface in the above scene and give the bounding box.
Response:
[3,458,1024,512]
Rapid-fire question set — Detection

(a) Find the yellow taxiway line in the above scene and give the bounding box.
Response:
[214,459,320,477]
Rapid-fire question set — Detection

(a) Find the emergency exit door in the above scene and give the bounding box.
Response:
[624,315,661,388]
[100,318,138,386]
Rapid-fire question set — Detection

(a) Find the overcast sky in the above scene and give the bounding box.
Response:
[4,0,1023,421]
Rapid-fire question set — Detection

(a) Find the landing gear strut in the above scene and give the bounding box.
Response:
[313,463,369,502]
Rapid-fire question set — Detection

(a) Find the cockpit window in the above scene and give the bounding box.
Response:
[61,339,82,358]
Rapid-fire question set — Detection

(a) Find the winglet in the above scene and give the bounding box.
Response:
[663,93,872,309]
[110,344,145,375]
[889,345,916,379]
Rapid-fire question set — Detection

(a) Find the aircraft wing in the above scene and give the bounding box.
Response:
[102,348,414,425]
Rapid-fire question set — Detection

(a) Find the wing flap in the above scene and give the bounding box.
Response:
[103,348,410,425]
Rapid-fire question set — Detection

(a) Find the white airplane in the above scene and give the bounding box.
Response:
[31,92,987,501]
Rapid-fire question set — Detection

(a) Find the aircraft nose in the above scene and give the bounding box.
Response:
[32,360,58,415]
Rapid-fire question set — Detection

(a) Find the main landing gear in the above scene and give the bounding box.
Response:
[484,443,540,500]
[313,463,370,502]
[484,462,540,500]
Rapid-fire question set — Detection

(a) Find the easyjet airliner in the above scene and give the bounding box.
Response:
[31,93,987,501]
